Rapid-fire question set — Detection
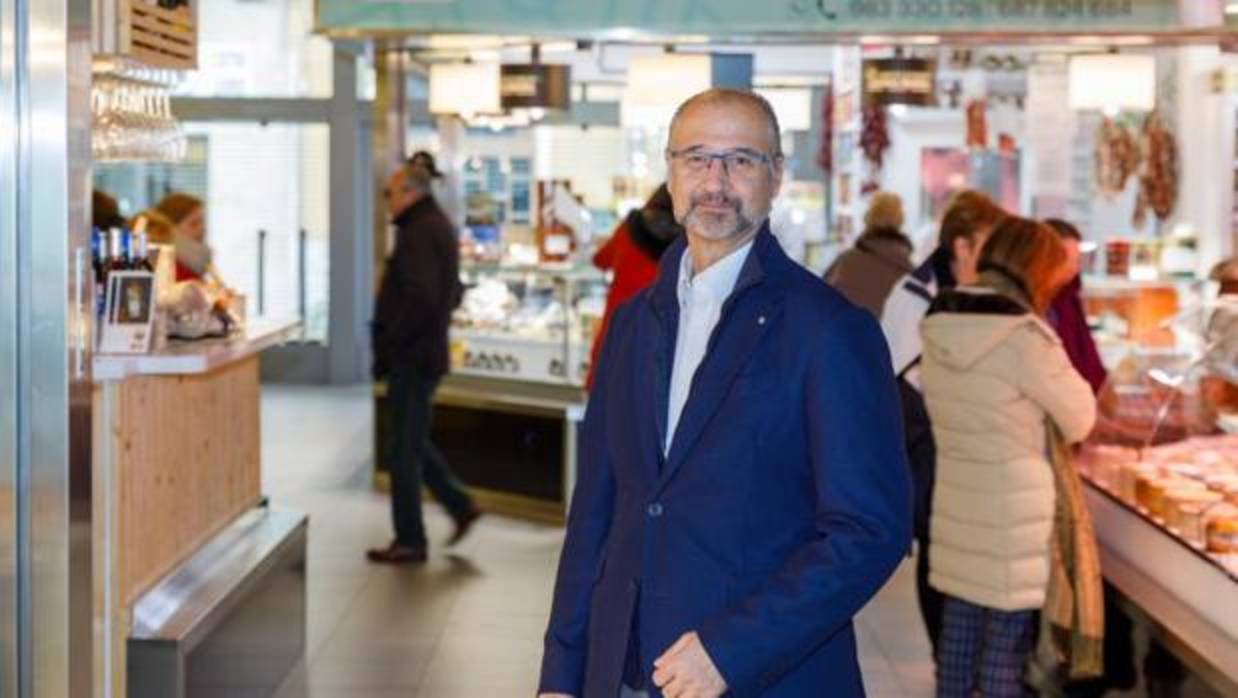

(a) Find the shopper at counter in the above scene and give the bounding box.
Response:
[823,190,913,318]
[587,183,682,389]
[539,89,910,698]
[877,189,1006,658]
[919,217,1099,698]
[1044,217,1140,698]
[1045,219,1108,395]
[369,154,480,565]
[155,192,212,283]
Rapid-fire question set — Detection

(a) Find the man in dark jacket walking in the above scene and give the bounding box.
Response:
[369,152,479,564]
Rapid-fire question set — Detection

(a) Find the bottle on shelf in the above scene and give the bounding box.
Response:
[106,227,129,275]
[130,218,153,272]
[92,227,108,317]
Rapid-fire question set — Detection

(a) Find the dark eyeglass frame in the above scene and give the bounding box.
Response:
[665,146,782,177]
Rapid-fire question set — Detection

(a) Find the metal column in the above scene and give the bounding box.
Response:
[1,0,94,695]
[328,41,373,385]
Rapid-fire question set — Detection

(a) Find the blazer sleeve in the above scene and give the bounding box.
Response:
[537,306,623,695]
[697,306,913,697]
[1017,327,1098,444]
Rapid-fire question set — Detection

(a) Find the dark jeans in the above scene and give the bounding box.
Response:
[386,365,474,549]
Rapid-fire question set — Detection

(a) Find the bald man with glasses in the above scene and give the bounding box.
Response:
[538,89,912,698]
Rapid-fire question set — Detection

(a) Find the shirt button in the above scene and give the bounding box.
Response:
[647,502,664,518]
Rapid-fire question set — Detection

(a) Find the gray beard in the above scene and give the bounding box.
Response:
[684,205,756,242]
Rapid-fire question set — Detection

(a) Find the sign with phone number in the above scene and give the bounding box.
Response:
[846,0,1153,21]
[318,0,1203,36]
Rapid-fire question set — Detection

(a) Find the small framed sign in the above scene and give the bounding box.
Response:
[862,57,936,107]
[99,271,156,354]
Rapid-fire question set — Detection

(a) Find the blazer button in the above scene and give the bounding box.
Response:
[647,502,664,518]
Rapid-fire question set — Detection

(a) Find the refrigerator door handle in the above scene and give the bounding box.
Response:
[74,245,87,379]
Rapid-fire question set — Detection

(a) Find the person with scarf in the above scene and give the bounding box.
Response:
[586,183,682,389]
[919,217,1102,698]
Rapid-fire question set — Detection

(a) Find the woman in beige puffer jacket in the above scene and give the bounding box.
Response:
[919,218,1097,698]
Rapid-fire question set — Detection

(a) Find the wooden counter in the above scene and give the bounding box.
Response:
[93,320,299,697]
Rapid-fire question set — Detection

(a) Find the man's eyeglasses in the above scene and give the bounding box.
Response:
[666,147,780,178]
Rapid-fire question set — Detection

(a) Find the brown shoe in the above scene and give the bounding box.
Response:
[446,510,482,547]
[366,541,427,564]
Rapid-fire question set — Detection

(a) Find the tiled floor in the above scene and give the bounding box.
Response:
[261,384,932,697]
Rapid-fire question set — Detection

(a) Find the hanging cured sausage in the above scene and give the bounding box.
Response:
[860,104,889,194]
[965,99,987,150]
[1094,117,1142,197]
[1133,112,1179,228]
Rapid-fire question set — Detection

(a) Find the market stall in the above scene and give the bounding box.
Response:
[1078,288,1237,694]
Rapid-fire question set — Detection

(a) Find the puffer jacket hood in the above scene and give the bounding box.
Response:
[922,287,1057,371]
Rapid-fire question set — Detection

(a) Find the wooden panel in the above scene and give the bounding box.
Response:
[118,0,197,71]
[113,356,261,605]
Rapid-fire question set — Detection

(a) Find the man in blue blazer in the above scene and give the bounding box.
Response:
[538,89,912,698]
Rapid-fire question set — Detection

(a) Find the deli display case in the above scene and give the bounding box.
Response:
[1077,295,1238,695]
[375,261,609,523]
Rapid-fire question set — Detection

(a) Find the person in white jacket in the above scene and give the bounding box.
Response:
[878,190,1007,657]
[919,217,1097,698]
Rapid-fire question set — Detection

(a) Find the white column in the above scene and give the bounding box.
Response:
[1169,46,1235,274]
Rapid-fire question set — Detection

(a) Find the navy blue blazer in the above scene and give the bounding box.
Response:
[539,226,912,697]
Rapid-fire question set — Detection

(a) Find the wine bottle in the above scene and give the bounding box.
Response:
[107,228,128,274]
[92,228,108,317]
[132,230,153,272]
[130,217,154,272]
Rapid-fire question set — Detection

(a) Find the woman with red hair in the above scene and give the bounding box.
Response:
[919,217,1101,697]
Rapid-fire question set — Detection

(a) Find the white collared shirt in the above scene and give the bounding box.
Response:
[666,240,754,454]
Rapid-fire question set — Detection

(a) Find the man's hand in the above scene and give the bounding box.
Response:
[652,631,727,698]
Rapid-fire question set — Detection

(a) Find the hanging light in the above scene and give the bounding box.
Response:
[1068,52,1155,112]
[429,62,501,118]
[756,87,814,131]
[621,54,714,130]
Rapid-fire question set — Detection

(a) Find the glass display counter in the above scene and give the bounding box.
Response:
[1078,295,1238,694]
[375,261,609,523]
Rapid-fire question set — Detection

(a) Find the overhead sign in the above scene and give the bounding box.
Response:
[318,0,1196,37]
[862,57,935,106]
[501,64,571,110]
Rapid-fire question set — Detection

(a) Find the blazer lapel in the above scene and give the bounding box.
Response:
[657,230,785,491]
[638,240,684,482]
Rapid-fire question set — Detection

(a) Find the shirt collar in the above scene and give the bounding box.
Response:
[677,239,755,307]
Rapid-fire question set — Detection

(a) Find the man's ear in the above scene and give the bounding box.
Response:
[770,157,785,199]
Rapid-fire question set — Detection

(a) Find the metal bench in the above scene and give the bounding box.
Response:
[128,505,308,698]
